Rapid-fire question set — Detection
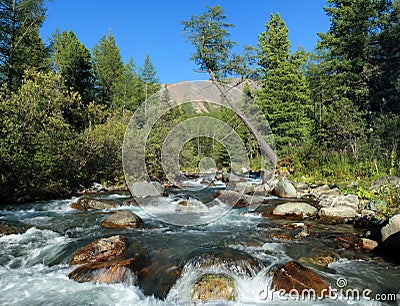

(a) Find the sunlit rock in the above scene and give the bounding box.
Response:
[100,210,143,229]
[191,274,236,302]
[70,196,120,211]
[70,235,126,265]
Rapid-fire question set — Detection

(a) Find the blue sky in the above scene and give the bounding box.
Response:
[40,0,330,84]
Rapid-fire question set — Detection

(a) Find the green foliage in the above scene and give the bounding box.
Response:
[140,54,160,100]
[255,13,312,153]
[0,0,49,92]
[374,184,400,219]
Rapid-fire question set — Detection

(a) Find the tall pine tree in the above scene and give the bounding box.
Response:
[256,13,311,152]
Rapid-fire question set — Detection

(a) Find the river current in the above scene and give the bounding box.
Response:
[0,186,399,305]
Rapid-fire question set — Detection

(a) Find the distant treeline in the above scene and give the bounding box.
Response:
[0,0,399,202]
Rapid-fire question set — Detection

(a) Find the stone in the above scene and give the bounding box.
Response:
[357,238,378,251]
[270,261,329,298]
[101,210,143,229]
[273,202,317,218]
[130,181,164,197]
[381,214,400,243]
[318,194,359,210]
[191,274,236,302]
[216,190,248,208]
[70,235,126,265]
[70,196,120,211]
[319,206,358,219]
[313,184,331,193]
[0,221,28,236]
[271,178,297,198]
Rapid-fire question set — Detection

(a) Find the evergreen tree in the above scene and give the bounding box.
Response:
[256,13,311,152]
[139,53,160,99]
[51,30,94,105]
[92,31,124,106]
[0,0,49,92]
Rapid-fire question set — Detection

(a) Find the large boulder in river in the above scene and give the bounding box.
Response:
[381,214,400,243]
[191,274,236,302]
[273,202,317,219]
[182,247,264,278]
[271,261,329,298]
[70,235,127,265]
[70,196,120,211]
[130,181,164,197]
[100,210,143,229]
[271,178,297,198]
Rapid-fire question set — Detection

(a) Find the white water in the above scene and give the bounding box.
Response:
[0,195,399,305]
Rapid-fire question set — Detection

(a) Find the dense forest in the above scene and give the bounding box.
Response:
[0,0,399,203]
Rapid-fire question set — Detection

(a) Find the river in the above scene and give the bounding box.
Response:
[0,185,399,305]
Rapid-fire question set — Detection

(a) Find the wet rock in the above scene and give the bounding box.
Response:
[299,252,339,267]
[0,221,28,236]
[357,238,378,251]
[130,181,164,197]
[319,206,358,219]
[216,190,248,207]
[122,198,139,206]
[381,214,400,243]
[69,244,150,285]
[271,178,297,198]
[70,235,127,265]
[191,274,236,302]
[70,196,120,211]
[69,258,136,285]
[270,261,329,298]
[100,210,143,229]
[183,247,264,278]
[273,202,317,219]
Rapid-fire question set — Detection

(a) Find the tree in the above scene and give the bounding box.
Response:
[92,31,124,106]
[0,0,49,92]
[51,30,94,105]
[181,5,277,178]
[256,13,312,152]
[139,53,160,99]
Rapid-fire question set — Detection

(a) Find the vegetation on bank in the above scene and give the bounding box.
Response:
[0,0,400,207]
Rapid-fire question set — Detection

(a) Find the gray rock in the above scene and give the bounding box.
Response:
[381,214,400,243]
[101,210,143,229]
[319,206,358,218]
[130,181,164,197]
[272,178,297,198]
[318,194,360,211]
[71,196,120,211]
[313,184,331,193]
[273,202,318,218]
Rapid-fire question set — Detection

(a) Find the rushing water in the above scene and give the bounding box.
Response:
[0,188,400,305]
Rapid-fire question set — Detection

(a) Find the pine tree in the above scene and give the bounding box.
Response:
[92,31,125,106]
[51,30,94,105]
[0,0,49,92]
[139,54,160,99]
[256,13,312,152]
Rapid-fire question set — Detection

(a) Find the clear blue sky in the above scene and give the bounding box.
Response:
[40,0,330,84]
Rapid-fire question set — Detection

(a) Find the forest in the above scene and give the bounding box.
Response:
[0,0,399,204]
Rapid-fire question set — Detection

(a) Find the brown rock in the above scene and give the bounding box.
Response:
[271,261,329,298]
[357,238,378,251]
[191,274,236,302]
[70,235,126,265]
[216,190,248,207]
[100,210,143,229]
[70,196,120,211]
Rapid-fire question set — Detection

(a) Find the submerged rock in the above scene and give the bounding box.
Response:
[270,261,329,298]
[183,247,264,278]
[271,178,297,198]
[273,202,317,219]
[100,210,143,229]
[191,274,236,302]
[0,221,28,236]
[70,235,127,265]
[70,196,120,211]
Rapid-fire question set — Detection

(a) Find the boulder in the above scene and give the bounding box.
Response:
[70,196,120,211]
[313,184,331,193]
[70,235,126,265]
[271,178,297,198]
[381,214,400,243]
[216,190,248,207]
[272,202,317,219]
[130,181,164,197]
[100,210,143,229]
[357,238,378,251]
[191,274,236,302]
[183,247,264,278]
[0,221,28,236]
[319,194,359,210]
[270,261,329,298]
[319,206,358,219]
